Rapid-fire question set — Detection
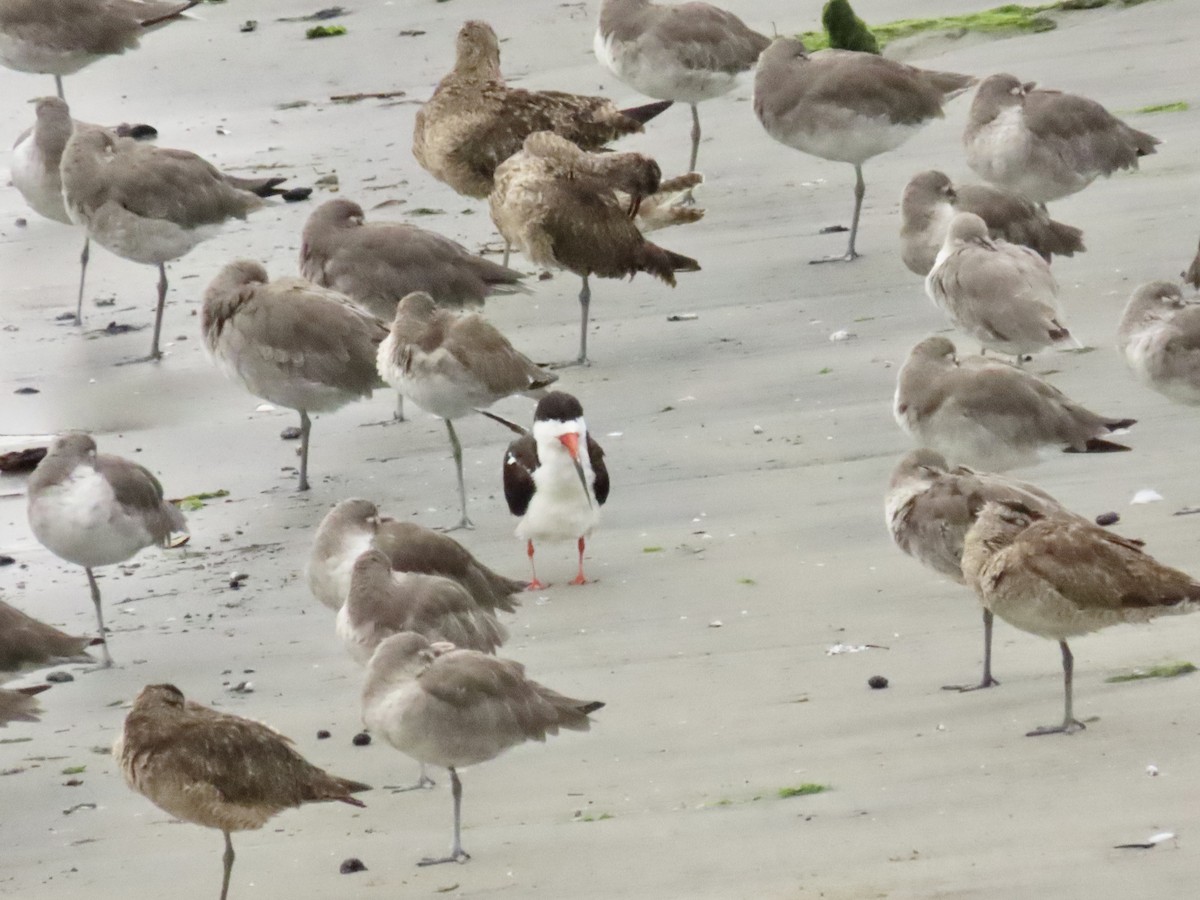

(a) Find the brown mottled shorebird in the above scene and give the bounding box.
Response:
[0,599,94,672]
[900,170,1084,277]
[594,0,769,175]
[754,37,973,262]
[340,549,507,664]
[0,0,198,99]
[885,449,1080,691]
[894,336,1136,471]
[964,74,1159,204]
[413,19,671,204]
[0,684,50,726]
[27,433,187,666]
[1117,281,1200,405]
[363,632,603,865]
[926,212,1076,360]
[202,260,387,492]
[378,291,556,530]
[115,684,370,900]
[962,502,1200,735]
[307,498,524,614]
[490,131,701,366]
[61,127,267,361]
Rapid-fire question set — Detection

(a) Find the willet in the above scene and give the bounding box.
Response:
[0,0,198,99]
[963,73,1159,203]
[490,130,701,366]
[962,501,1200,735]
[926,212,1075,360]
[499,391,609,588]
[886,449,1080,691]
[594,0,769,174]
[60,127,266,361]
[413,19,672,203]
[1118,281,1200,405]
[0,684,49,726]
[362,631,602,865]
[894,336,1136,471]
[900,170,1084,277]
[115,683,370,900]
[0,599,94,672]
[377,291,556,530]
[201,259,387,492]
[754,37,973,262]
[340,549,507,664]
[307,498,524,614]
[26,433,187,666]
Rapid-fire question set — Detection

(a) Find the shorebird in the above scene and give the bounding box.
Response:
[900,170,1084,277]
[202,259,387,492]
[886,449,1080,691]
[0,0,198,99]
[0,684,49,726]
[1185,239,1200,291]
[490,130,701,366]
[0,599,94,672]
[413,19,672,204]
[26,433,187,666]
[753,37,974,262]
[593,0,769,175]
[307,498,524,614]
[340,549,507,664]
[498,391,609,588]
[115,683,370,900]
[377,291,556,530]
[894,336,1136,471]
[964,73,1160,204]
[926,212,1075,360]
[962,501,1200,735]
[362,631,603,865]
[60,127,267,361]
[1117,281,1200,405]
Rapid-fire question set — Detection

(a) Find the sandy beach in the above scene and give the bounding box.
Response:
[2,0,1199,896]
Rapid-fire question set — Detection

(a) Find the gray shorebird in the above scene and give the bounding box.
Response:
[362,632,602,865]
[894,336,1135,471]
[885,449,1080,691]
[593,0,769,174]
[963,73,1159,204]
[307,498,524,615]
[753,37,973,262]
[201,260,387,492]
[115,683,370,900]
[962,502,1200,736]
[1117,281,1200,406]
[900,170,1084,277]
[26,433,187,666]
[0,0,198,99]
[0,684,50,726]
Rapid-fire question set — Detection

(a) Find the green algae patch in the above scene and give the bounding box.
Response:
[1105,661,1196,683]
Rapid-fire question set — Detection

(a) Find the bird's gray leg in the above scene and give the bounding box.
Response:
[811,164,865,264]
[394,394,405,423]
[502,238,512,268]
[220,831,235,900]
[75,237,90,324]
[389,763,437,792]
[1027,641,1086,736]
[148,262,168,360]
[442,420,474,531]
[688,103,701,175]
[549,275,591,369]
[55,75,65,100]
[418,767,470,866]
[85,568,113,667]
[297,409,312,492]
[943,608,1000,692]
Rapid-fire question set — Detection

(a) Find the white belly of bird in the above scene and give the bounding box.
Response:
[378,339,485,420]
[766,109,922,165]
[335,603,376,666]
[28,468,157,567]
[0,33,95,75]
[967,106,1088,202]
[68,199,219,265]
[899,403,1040,472]
[1124,329,1200,405]
[366,682,520,768]
[594,30,741,103]
[10,137,71,223]
[210,338,363,415]
[516,455,600,543]
[307,530,373,612]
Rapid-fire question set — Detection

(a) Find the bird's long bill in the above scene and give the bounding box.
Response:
[558,432,593,509]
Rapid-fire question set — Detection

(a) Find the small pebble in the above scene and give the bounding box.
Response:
[317,729,331,740]
[339,858,367,875]
[752,425,764,434]
[240,19,257,32]
[46,671,75,683]
[229,681,254,694]
[1146,765,1159,777]
[14,386,39,395]
[228,572,249,589]
[1095,511,1120,526]
[0,555,14,566]
[280,426,302,440]
[281,187,313,203]
[352,732,371,747]
[868,675,888,690]
[15,217,27,227]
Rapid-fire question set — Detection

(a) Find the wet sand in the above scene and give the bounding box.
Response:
[2,1,1199,897]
